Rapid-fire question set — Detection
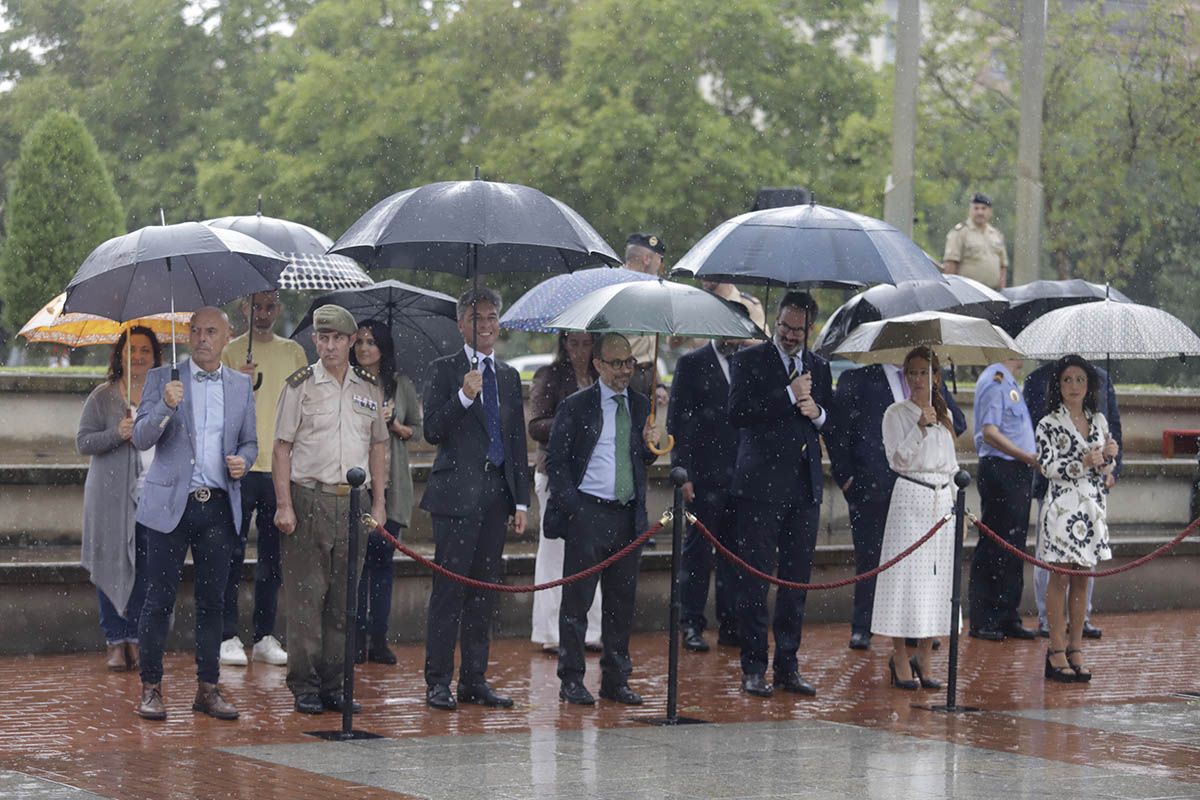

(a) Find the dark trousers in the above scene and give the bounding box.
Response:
[222,471,282,643]
[557,495,641,688]
[424,469,510,687]
[97,523,150,644]
[733,495,820,677]
[680,485,738,639]
[138,496,236,685]
[357,520,401,640]
[847,491,891,636]
[970,457,1033,630]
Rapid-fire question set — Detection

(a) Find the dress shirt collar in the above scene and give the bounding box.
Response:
[774,341,805,371]
[710,340,732,382]
[598,379,627,404]
[463,344,495,369]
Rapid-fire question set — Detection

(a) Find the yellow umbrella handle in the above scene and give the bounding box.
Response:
[647,333,675,455]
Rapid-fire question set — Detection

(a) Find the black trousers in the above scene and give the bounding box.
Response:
[424,469,510,687]
[680,484,738,639]
[847,491,891,636]
[970,457,1033,630]
[732,494,820,677]
[222,471,283,643]
[557,495,642,688]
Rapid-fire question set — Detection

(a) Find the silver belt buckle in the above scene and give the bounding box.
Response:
[193,487,212,503]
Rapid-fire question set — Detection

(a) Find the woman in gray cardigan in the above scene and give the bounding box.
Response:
[76,327,161,671]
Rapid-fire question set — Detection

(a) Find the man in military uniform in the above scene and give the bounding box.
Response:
[624,232,666,397]
[969,358,1038,642]
[943,193,1009,290]
[273,304,388,715]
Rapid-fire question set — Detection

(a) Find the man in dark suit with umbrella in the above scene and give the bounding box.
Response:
[420,287,530,711]
[827,364,967,650]
[728,291,832,698]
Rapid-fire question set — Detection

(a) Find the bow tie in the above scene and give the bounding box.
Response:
[194,369,220,382]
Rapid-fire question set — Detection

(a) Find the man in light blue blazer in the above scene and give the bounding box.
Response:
[132,307,257,722]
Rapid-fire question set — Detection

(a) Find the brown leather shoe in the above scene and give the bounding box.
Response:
[136,682,166,720]
[192,682,239,720]
[124,642,139,671]
[106,644,127,671]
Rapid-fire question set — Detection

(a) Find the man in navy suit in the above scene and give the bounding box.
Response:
[132,307,257,721]
[728,291,832,698]
[420,287,530,711]
[827,364,967,650]
[668,337,743,652]
[545,333,659,706]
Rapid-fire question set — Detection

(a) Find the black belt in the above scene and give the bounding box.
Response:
[897,475,949,492]
[189,486,228,503]
[579,492,634,509]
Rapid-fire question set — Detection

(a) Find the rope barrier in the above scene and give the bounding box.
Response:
[970,513,1200,578]
[364,513,664,593]
[694,513,952,591]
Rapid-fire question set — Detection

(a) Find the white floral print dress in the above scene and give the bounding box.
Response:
[1035,405,1113,567]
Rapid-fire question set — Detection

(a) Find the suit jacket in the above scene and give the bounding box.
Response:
[667,343,738,492]
[132,359,257,535]
[728,341,832,504]
[419,350,530,517]
[543,383,657,540]
[826,364,967,506]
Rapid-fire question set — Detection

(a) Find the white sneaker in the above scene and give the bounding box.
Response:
[251,635,288,666]
[219,636,248,666]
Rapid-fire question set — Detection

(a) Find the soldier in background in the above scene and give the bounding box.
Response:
[943,193,1008,290]
[623,232,666,397]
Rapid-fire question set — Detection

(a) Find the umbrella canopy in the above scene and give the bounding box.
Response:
[998,279,1132,336]
[1014,299,1200,360]
[204,213,372,291]
[671,202,946,289]
[814,275,1008,357]
[834,311,1023,367]
[546,279,765,340]
[500,267,657,333]
[19,292,190,347]
[63,222,288,320]
[329,178,620,275]
[290,280,461,388]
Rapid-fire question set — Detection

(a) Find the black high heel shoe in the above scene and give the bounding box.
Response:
[888,656,919,690]
[1045,649,1078,683]
[909,655,943,690]
[1066,648,1092,682]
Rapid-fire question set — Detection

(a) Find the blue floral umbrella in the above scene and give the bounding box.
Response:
[500,267,657,333]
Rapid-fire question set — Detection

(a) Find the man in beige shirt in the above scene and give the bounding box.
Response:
[943,192,1008,290]
[273,304,388,715]
[624,232,665,397]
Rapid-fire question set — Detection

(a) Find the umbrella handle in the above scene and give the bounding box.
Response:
[646,333,674,455]
[648,431,675,456]
[253,374,263,391]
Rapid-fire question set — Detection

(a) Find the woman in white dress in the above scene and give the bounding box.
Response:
[1035,355,1117,683]
[870,347,960,691]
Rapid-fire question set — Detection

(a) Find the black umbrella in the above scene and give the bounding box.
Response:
[998,279,1132,336]
[290,280,461,390]
[63,221,288,375]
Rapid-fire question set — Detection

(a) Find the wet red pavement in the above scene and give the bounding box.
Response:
[0,610,1197,798]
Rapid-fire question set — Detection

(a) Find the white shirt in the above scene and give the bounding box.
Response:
[455,344,527,512]
[774,342,826,429]
[578,380,628,501]
[710,341,731,383]
[883,364,908,403]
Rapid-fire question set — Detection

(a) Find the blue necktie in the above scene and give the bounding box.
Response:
[482,358,504,466]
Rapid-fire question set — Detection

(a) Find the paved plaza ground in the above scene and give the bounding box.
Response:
[0,609,1196,799]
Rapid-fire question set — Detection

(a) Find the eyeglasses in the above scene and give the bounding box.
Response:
[776,320,809,335]
[597,357,638,370]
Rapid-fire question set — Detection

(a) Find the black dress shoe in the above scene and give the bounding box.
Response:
[741,673,773,697]
[717,630,740,647]
[457,682,514,708]
[1003,623,1037,640]
[368,638,398,665]
[294,693,324,714]
[426,684,457,711]
[682,628,710,652]
[320,692,361,713]
[599,684,643,705]
[559,680,595,705]
[1081,621,1102,639]
[969,627,1005,641]
[1038,623,1050,638]
[774,672,817,696]
[848,632,871,650]
[931,638,941,650]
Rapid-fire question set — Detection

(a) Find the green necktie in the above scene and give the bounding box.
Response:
[613,395,634,504]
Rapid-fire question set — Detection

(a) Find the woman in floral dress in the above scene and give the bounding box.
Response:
[1034,355,1119,682]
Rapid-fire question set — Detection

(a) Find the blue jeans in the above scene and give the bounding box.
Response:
[357,520,401,640]
[97,524,150,644]
[138,495,236,685]
[223,471,283,643]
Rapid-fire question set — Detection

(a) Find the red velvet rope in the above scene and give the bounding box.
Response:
[369,517,663,593]
[695,513,952,591]
[970,514,1200,577]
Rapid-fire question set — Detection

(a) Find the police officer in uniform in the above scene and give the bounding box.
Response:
[273,304,389,715]
[624,232,666,397]
[968,359,1038,641]
[943,193,1009,290]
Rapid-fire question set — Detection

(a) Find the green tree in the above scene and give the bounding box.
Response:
[0,111,125,329]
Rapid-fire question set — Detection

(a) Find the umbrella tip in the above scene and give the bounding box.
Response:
[474,165,481,180]
[159,207,166,225]
[257,194,263,216]
[809,194,817,207]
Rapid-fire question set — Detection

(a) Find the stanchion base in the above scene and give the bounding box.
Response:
[638,716,708,726]
[306,729,386,741]
[918,704,980,714]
